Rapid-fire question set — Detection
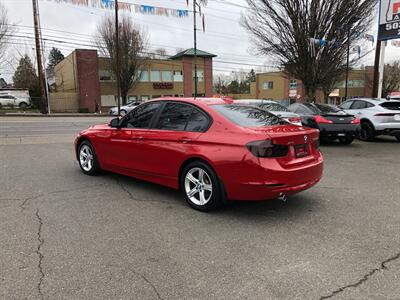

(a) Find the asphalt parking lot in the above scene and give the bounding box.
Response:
[1,116,400,300]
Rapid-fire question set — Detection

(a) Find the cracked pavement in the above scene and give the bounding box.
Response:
[1,116,400,299]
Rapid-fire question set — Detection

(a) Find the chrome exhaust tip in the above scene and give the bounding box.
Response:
[278,193,288,203]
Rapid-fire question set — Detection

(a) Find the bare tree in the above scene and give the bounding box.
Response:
[243,0,377,101]
[383,61,400,98]
[0,2,12,65]
[95,15,148,105]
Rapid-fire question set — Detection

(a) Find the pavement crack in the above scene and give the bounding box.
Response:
[35,209,45,300]
[319,251,400,299]
[132,270,163,300]
[20,195,43,212]
[18,184,110,212]
[117,179,165,203]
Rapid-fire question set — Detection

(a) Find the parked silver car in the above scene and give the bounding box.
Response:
[339,98,400,141]
[0,94,31,109]
[109,101,141,116]
[234,99,302,126]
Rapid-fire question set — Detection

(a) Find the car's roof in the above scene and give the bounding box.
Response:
[345,98,386,103]
[234,99,278,104]
[148,97,233,105]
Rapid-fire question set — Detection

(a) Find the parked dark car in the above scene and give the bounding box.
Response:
[288,103,360,144]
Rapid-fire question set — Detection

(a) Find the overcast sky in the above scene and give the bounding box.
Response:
[1,0,399,82]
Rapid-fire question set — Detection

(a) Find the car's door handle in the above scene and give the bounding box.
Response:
[134,136,144,141]
[179,137,192,144]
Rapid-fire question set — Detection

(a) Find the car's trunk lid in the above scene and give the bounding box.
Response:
[247,125,319,146]
[321,113,355,124]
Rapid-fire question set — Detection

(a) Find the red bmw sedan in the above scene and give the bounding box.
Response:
[75,98,323,211]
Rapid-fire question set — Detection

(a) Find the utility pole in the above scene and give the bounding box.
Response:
[372,41,381,98]
[32,0,47,114]
[115,0,121,116]
[344,24,351,101]
[193,0,198,98]
[377,41,386,99]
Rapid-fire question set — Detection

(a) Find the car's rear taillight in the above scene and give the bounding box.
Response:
[288,117,302,124]
[351,118,361,124]
[315,115,333,124]
[246,140,289,158]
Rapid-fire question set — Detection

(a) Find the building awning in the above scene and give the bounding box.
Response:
[169,48,217,60]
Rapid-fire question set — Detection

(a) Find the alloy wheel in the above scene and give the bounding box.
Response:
[184,167,213,206]
[79,144,94,172]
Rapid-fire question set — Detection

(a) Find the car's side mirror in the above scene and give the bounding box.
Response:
[109,117,121,128]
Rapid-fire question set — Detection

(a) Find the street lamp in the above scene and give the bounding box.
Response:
[344,16,361,101]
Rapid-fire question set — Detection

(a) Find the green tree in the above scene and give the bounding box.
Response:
[48,47,64,68]
[247,69,256,83]
[13,55,41,107]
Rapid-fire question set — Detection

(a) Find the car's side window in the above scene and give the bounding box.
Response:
[125,102,161,129]
[156,103,193,131]
[155,103,211,132]
[350,101,367,110]
[186,108,210,132]
[365,102,375,108]
[295,105,310,114]
[340,101,353,109]
[288,103,298,112]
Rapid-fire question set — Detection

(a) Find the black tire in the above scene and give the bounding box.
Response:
[180,161,224,212]
[77,140,100,175]
[19,102,28,109]
[359,122,375,141]
[338,137,354,145]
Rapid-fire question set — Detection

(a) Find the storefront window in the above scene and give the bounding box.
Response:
[193,70,204,82]
[173,71,183,82]
[139,71,149,82]
[150,71,161,82]
[263,81,274,90]
[162,71,173,82]
[99,70,112,81]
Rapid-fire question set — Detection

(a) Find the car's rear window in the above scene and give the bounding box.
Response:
[314,104,342,113]
[380,101,400,110]
[212,105,287,127]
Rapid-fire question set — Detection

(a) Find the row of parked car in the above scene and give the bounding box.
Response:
[236,98,400,144]
[109,97,400,145]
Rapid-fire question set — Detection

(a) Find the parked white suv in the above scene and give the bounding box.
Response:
[339,98,400,141]
[0,94,31,109]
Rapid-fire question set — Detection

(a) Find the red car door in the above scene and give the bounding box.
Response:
[104,102,162,172]
[133,102,211,181]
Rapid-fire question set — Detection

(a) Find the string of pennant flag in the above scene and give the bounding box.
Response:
[308,33,375,58]
[43,0,190,18]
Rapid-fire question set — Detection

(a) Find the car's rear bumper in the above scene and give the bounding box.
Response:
[374,123,400,132]
[222,153,324,201]
[318,124,360,139]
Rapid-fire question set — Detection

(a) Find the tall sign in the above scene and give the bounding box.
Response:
[379,0,400,40]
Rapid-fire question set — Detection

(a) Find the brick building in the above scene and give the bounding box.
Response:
[253,67,374,105]
[53,48,216,112]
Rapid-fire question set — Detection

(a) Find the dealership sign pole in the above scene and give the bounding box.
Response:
[374,0,400,98]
